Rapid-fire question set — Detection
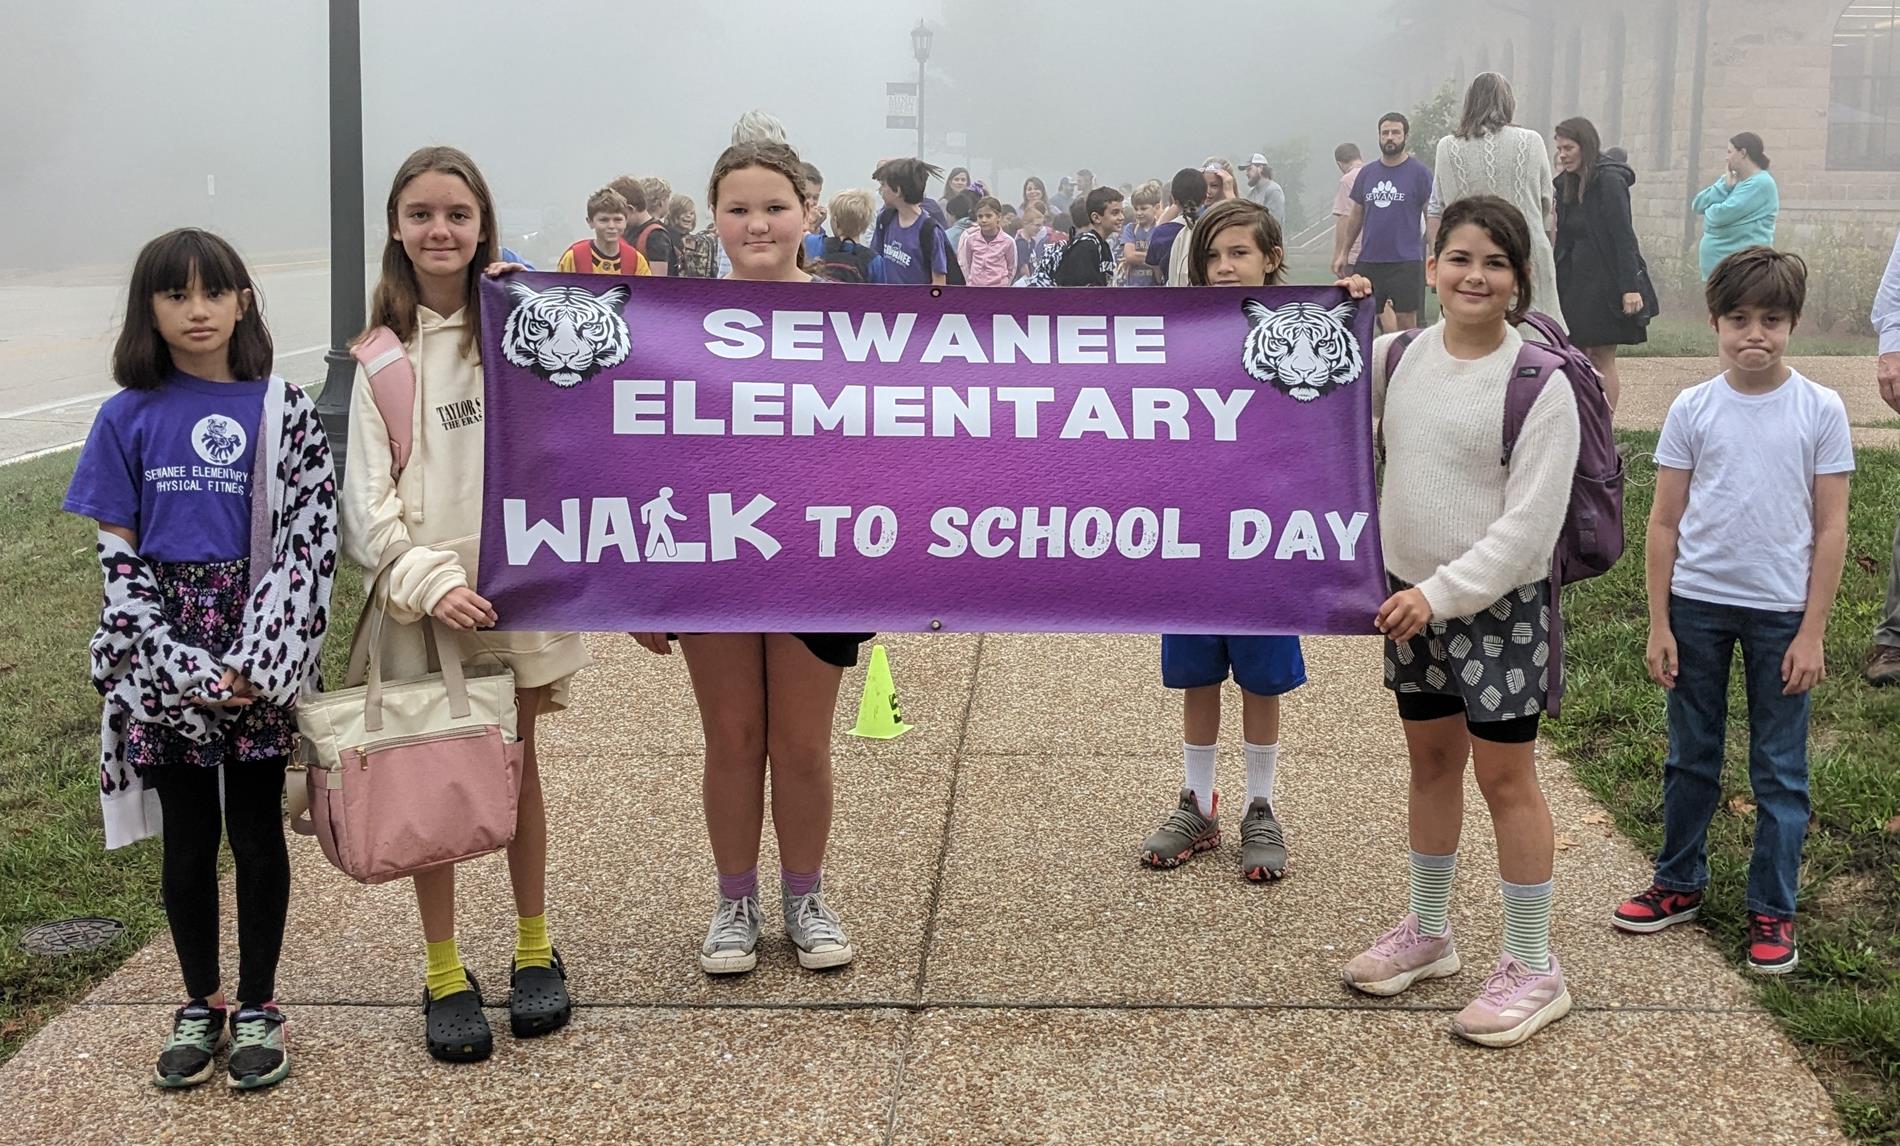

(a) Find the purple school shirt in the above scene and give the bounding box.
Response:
[1350,156,1433,264]
[877,212,948,285]
[64,371,264,563]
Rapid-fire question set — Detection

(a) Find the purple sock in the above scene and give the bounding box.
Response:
[717,867,758,901]
[781,866,823,897]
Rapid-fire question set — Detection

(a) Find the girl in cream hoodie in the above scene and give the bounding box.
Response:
[341,146,589,1064]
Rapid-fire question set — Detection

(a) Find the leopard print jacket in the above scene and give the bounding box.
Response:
[92,380,338,848]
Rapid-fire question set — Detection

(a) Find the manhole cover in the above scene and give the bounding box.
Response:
[19,917,125,956]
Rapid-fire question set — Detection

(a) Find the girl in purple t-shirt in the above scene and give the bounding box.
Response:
[64,228,337,1092]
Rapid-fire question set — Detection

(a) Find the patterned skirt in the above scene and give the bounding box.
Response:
[124,558,296,772]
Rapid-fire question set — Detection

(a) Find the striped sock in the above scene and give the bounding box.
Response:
[425,937,469,1001]
[1409,850,1457,936]
[1501,878,1554,972]
[515,913,554,971]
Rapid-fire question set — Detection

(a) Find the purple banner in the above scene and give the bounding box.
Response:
[476,273,1384,635]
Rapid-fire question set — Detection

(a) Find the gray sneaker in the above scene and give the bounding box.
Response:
[783,884,855,970]
[1239,798,1288,882]
[700,895,761,975]
[1140,787,1220,869]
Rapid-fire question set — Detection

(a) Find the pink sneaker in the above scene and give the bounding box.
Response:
[1342,913,1462,997]
[1451,953,1572,1048]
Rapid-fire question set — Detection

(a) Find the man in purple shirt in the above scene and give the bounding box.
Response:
[1335,112,1434,331]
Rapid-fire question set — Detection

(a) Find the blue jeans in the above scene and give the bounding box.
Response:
[1655,595,1811,919]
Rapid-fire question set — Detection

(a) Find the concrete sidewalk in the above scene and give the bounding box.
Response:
[0,355,1865,1143]
[0,630,1844,1144]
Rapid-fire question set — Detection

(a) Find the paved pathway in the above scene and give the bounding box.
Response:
[0,628,1845,1143]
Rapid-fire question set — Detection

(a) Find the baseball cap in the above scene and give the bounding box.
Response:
[1248,153,1268,166]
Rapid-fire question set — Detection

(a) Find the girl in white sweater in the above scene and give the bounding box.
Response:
[1341,196,1581,1050]
[342,147,591,1063]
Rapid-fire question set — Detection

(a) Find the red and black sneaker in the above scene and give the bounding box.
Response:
[1745,913,1798,975]
[1611,884,1704,934]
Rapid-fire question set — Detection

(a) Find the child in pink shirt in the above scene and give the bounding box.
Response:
[957,196,1018,286]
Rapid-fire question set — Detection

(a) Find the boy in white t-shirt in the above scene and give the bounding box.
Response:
[1612,247,1852,975]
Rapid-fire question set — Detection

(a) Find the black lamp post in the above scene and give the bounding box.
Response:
[315,0,366,480]
[910,20,933,158]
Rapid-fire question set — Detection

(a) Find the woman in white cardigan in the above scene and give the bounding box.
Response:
[1427,72,1564,330]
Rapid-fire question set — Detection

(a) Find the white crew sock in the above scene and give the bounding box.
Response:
[1243,740,1279,807]
[1182,742,1217,817]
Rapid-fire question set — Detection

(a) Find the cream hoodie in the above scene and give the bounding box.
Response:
[341,305,589,705]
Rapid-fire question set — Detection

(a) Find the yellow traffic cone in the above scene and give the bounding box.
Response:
[849,644,913,739]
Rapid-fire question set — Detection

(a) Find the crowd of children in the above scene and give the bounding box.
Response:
[66,115,1853,1090]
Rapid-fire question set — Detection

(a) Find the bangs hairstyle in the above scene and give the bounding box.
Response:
[1432,195,1535,323]
[114,228,272,390]
[588,187,630,218]
[974,195,1004,218]
[1187,199,1287,287]
[1084,186,1123,222]
[665,194,696,229]
[1706,246,1807,322]
[364,145,499,358]
[1131,182,1162,209]
[1457,72,1516,139]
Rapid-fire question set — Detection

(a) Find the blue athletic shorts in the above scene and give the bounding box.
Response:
[1160,635,1307,696]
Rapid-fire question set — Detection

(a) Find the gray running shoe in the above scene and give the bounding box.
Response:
[783,884,855,970]
[1239,798,1289,882]
[1140,787,1220,868]
[701,895,761,975]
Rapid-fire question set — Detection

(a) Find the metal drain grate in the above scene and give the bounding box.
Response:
[18,917,126,956]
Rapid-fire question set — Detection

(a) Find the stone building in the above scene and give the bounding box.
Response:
[1390,0,1900,274]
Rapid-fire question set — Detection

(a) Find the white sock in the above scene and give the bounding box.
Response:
[1182,742,1217,816]
[1243,741,1279,807]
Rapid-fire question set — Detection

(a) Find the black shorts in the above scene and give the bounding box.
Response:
[670,632,873,668]
[1360,260,1424,315]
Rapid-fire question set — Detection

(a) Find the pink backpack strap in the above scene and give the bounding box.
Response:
[348,327,415,480]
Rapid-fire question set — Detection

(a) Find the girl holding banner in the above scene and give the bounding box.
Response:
[1345,196,1581,1049]
[630,140,871,977]
[342,146,592,1062]
[1139,199,1375,882]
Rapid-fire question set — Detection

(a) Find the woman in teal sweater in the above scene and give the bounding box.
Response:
[1692,132,1779,278]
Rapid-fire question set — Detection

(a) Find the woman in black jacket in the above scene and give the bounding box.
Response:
[1553,117,1650,412]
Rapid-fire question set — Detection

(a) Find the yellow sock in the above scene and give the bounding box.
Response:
[425,937,469,1001]
[515,914,554,971]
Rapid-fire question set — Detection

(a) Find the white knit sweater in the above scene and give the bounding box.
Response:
[1372,324,1580,620]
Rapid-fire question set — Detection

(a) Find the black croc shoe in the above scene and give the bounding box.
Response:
[508,949,571,1038]
[423,971,492,1063]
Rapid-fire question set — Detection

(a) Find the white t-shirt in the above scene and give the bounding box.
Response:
[1655,370,1854,611]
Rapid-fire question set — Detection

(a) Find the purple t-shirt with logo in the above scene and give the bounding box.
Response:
[876,213,947,285]
[64,372,264,563]
[1351,156,1433,264]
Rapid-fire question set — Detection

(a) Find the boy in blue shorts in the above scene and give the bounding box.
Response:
[1142,634,1305,880]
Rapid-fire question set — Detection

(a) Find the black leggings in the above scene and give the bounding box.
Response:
[1394,692,1541,744]
[149,758,290,1005]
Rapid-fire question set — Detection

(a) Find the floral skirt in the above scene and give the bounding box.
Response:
[125,558,296,772]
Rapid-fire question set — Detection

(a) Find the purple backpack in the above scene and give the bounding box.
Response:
[1387,312,1625,713]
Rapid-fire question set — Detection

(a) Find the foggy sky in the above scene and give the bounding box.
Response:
[1,0,1403,269]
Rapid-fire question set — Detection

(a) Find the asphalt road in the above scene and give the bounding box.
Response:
[0,256,346,464]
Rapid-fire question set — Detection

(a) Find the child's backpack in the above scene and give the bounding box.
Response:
[811,236,873,284]
[349,327,417,480]
[871,208,964,286]
[1022,234,1066,287]
[1385,311,1625,587]
[674,227,719,279]
[630,219,664,264]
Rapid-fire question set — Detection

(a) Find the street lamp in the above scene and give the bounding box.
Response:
[910,20,932,158]
[315,0,366,481]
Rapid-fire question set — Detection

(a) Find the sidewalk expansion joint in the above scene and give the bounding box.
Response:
[80,997,1768,1017]
[910,631,985,1003]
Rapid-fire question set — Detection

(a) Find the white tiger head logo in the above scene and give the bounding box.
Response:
[501,281,632,388]
[1240,298,1364,403]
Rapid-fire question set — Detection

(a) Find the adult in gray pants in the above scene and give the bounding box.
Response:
[1865,226,1900,683]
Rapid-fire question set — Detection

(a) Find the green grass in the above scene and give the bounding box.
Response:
[1553,434,1900,1141]
[0,452,362,1065]
[1624,317,1880,359]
